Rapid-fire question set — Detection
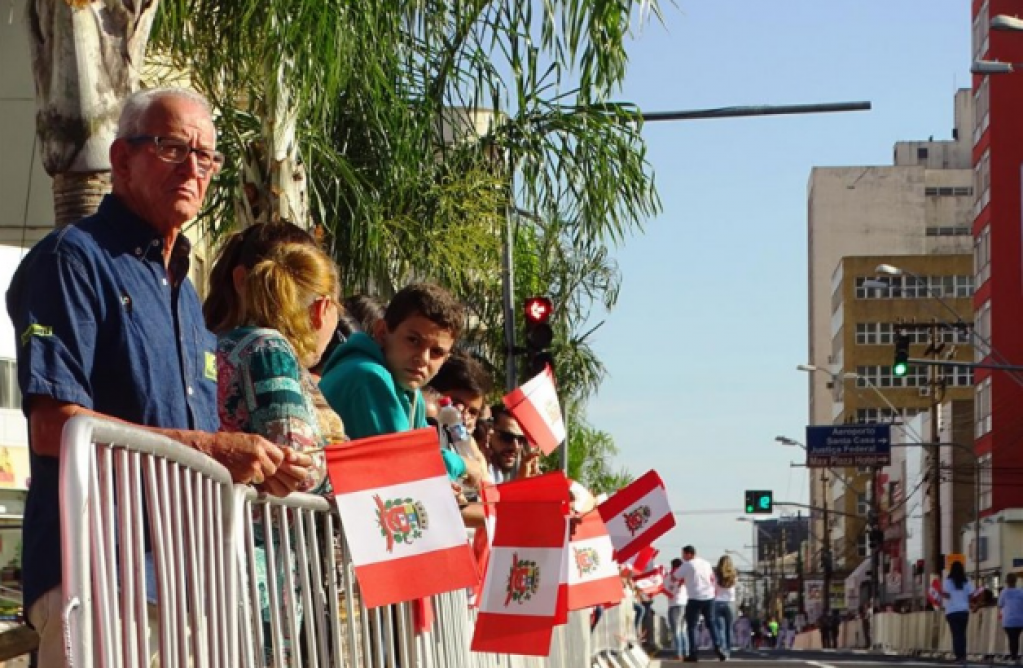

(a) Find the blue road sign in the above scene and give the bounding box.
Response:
[804,424,891,468]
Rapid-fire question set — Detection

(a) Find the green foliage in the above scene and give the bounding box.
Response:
[150,0,662,489]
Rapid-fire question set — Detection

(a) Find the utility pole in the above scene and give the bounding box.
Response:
[797,511,805,614]
[869,466,881,611]
[926,320,943,582]
[780,526,788,619]
[822,470,833,616]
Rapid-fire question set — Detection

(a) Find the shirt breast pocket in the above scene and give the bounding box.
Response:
[194,327,220,430]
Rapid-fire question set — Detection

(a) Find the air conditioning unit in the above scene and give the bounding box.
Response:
[919,387,931,397]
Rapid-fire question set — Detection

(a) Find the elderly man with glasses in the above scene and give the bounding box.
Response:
[7,87,312,666]
[486,404,540,483]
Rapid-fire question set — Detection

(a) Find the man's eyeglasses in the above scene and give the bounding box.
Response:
[495,430,528,447]
[126,135,225,176]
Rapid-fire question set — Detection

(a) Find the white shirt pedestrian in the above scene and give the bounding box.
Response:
[679,556,716,601]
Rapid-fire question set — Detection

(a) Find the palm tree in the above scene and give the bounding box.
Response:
[27,0,160,227]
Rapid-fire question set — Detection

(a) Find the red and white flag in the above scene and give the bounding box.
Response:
[326,428,479,608]
[633,566,665,597]
[598,470,675,563]
[502,366,565,455]
[471,474,569,656]
[927,577,943,608]
[567,511,623,610]
[620,545,659,574]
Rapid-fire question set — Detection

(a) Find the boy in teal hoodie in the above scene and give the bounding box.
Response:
[318,283,466,477]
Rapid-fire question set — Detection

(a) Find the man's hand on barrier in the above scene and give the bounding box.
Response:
[260,449,315,497]
[207,432,285,485]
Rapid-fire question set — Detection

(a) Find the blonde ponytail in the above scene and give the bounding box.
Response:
[242,243,339,364]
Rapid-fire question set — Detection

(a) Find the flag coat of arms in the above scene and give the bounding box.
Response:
[567,511,623,610]
[597,470,675,562]
[502,367,565,455]
[633,566,665,597]
[326,428,478,608]
[471,474,569,656]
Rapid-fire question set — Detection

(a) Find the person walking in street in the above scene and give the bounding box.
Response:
[942,561,979,665]
[818,611,831,649]
[665,557,689,659]
[713,554,738,658]
[999,572,1023,664]
[679,545,727,662]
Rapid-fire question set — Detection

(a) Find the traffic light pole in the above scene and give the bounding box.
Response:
[927,322,943,585]
[502,206,517,392]
[821,471,832,616]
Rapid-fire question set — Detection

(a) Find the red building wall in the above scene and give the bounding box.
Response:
[972,0,1023,512]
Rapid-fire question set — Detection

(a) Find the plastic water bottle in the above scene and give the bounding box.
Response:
[437,397,470,446]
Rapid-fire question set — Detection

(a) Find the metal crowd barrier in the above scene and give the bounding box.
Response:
[59,418,610,668]
[60,416,240,668]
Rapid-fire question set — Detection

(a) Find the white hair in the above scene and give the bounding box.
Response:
[116,87,215,139]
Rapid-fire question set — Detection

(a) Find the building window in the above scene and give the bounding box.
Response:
[974,77,990,144]
[975,226,991,286]
[975,149,991,214]
[973,1,990,63]
[976,299,992,362]
[978,453,992,511]
[855,407,921,424]
[917,147,929,162]
[856,365,928,388]
[0,360,19,410]
[855,275,974,300]
[925,226,972,237]
[975,377,993,437]
[857,533,869,558]
[924,187,972,198]
[856,493,870,516]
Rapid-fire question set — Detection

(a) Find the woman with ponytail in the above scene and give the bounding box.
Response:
[214,240,344,664]
[216,241,344,489]
[713,554,739,658]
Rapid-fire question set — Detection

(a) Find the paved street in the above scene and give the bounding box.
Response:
[652,649,987,667]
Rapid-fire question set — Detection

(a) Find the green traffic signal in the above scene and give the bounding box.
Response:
[744,490,773,514]
[893,332,910,377]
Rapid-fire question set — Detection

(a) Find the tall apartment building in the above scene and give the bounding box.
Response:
[806,90,976,584]
[971,2,1023,519]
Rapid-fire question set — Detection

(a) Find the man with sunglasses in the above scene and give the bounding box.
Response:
[486,404,540,483]
[8,87,311,666]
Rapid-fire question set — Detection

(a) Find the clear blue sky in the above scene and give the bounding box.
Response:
[585,2,972,566]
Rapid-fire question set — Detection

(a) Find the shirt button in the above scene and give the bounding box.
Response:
[134,247,142,256]
[187,386,194,396]
[151,240,160,247]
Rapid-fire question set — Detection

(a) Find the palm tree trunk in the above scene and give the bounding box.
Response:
[29,0,158,226]
[52,172,112,228]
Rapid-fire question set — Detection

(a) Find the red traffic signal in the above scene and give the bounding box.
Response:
[523,296,553,324]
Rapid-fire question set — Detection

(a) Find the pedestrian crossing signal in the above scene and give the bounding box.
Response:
[744,490,773,514]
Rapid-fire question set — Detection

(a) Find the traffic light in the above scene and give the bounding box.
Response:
[744,490,773,515]
[893,332,910,377]
[523,296,554,377]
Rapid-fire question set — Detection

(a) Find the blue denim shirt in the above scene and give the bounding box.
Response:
[6,195,219,612]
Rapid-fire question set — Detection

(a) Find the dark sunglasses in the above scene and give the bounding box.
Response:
[495,430,528,446]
